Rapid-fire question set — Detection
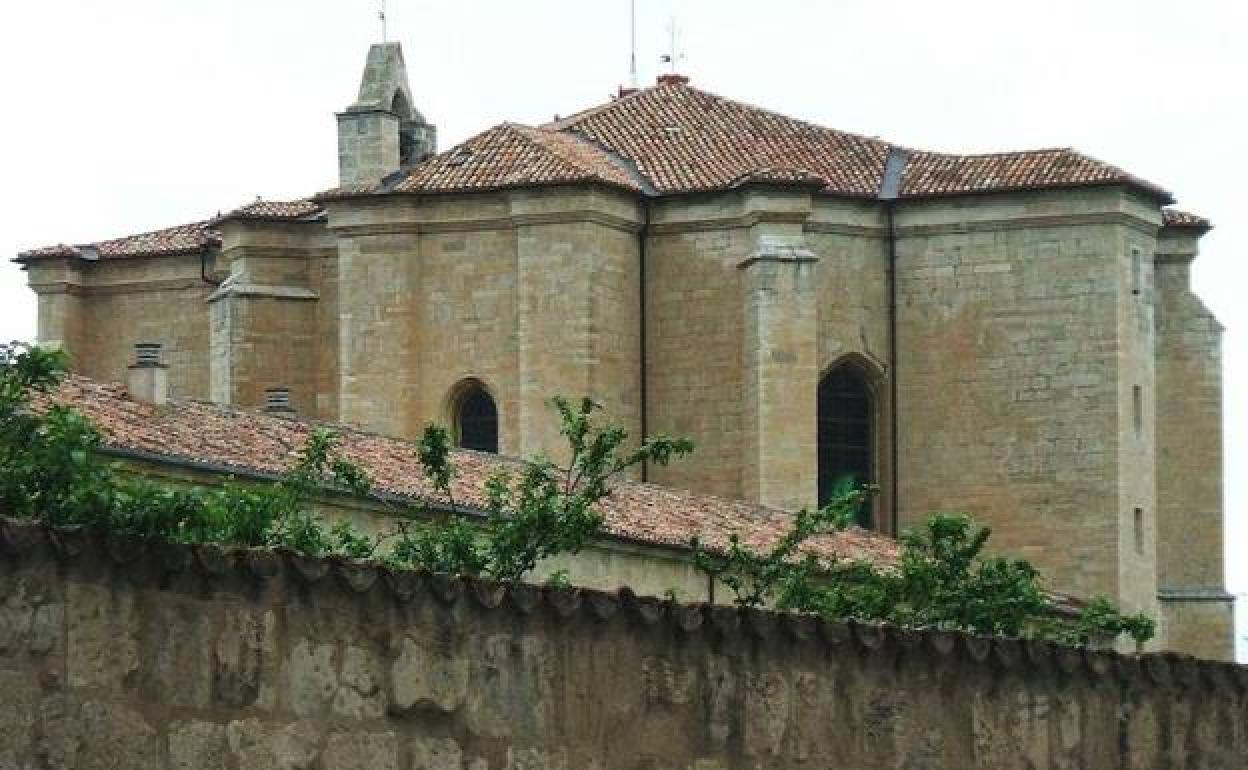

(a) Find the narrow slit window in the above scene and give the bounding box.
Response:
[1132,385,1142,435]
[1131,248,1142,296]
[1133,507,1145,555]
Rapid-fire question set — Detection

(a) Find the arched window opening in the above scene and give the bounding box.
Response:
[818,365,873,527]
[390,89,411,119]
[454,383,498,454]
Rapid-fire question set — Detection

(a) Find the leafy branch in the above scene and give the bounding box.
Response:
[692,484,1155,648]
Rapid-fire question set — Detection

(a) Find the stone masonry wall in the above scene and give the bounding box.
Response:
[329,189,642,461]
[893,189,1160,620]
[28,254,215,401]
[1,517,1245,769]
[1153,229,1232,660]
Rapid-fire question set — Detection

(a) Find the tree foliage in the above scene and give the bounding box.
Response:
[387,397,694,581]
[0,342,692,583]
[693,485,1156,648]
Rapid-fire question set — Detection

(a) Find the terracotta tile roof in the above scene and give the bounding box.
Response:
[1161,207,1211,229]
[387,123,642,195]
[552,84,890,197]
[15,243,81,259]
[900,147,1171,199]
[17,199,321,262]
[44,375,899,566]
[15,221,219,262]
[27,84,1183,256]
[322,81,1173,203]
[213,199,324,223]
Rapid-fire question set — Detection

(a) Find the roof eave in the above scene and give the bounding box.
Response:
[325,178,645,201]
[1161,220,1213,235]
[899,179,1175,205]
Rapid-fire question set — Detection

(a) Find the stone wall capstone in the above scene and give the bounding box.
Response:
[1,516,1245,769]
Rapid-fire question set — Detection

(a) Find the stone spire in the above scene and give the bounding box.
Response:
[336,43,437,186]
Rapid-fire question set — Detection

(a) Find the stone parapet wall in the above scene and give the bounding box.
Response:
[2,517,1245,769]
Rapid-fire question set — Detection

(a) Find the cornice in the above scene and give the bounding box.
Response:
[803,221,887,238]
[894,211,1161,238]
[206,283,319,303]
[219,246,337,261]
[1157,588,1236,603]
[330,209,641,238]
[647,210,809,235]
[26,278,210,297]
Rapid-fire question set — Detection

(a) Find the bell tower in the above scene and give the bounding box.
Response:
[337,43,437,186]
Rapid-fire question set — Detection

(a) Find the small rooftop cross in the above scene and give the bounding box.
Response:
[379,0,388,42]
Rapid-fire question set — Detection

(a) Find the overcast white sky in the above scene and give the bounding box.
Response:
[0,0,1243,657]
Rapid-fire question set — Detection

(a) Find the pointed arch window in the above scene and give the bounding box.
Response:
[454,381,498,454]
[818,364,874,527]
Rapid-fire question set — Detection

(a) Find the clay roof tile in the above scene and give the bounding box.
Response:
[43,375,899,566]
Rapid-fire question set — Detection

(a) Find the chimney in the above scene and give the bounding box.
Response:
[656,73,689,86]
[127,343,168,405]
[265,387,295,415]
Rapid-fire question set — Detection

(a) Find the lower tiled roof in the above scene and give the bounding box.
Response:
[213,199,325,223]
[16,222,218,262]
[1161,208,1212,229]
[46,376,899,566]
[16,199,322,262]
[900,148,1169,199]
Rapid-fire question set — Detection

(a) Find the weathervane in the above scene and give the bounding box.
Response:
[379,0,388,42]
[660,16,686,73]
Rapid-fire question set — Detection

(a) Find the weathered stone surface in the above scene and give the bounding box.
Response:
[743,670,791,757]
[504,747,568,770]
[66,582,138,690]
[227,719,320,770]
[0,573,62,660]
[144,603,213,708]
[333,643,386,718]
[286,639,338,717]
[391,634,469,714]
[169,720,229,770]
[214,607,279,709]
[1,534,1245,769]
[0,670,39,767]
[322,730,400,770]
[409,736,465,770]
[57,700,161,770]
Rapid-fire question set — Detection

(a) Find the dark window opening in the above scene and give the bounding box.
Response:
[818,366,873,527]
[456,385,498,454]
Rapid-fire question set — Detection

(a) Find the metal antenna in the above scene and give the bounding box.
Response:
[629,0,638,88]
[379,0,388,42]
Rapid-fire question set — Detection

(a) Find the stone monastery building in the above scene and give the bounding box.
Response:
[16,44,1232,658]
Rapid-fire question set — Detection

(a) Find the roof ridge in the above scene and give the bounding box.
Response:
[917,146,1075,160]
[91,218,213,244]
[558,80,891,149]
[543,86,657,131]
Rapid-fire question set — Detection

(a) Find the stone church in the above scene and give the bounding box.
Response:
[16,44,1232,658]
